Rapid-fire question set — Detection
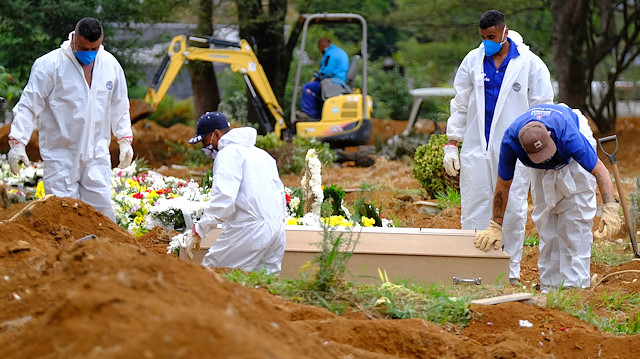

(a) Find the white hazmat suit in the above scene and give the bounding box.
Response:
[530,108,597,289]
[195,127,286,275]
[445,31,554,280]
[9,32,132,222]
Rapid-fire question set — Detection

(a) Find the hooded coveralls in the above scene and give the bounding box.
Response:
[195,127,286,275]
[446,31,554,279]
[498,104,598,288]
[10,32,132,222]
[301,43,350,119]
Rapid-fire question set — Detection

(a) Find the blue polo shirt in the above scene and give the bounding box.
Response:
[484,38,519,143]
[498,104,598,181]
[318,44,349,82]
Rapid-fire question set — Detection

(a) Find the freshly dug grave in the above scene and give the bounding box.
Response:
[2,197,640,358]
[2,117,640,357]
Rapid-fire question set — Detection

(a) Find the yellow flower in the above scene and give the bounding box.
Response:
[287,217,301,225]
[148,190,159,198]
[362,216,375,227]
[126,179,140,189]
[35,181,46,198]
[134,215,144,225]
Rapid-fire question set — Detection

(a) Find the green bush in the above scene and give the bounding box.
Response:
[412,133,459,198]
[149,95,195,128]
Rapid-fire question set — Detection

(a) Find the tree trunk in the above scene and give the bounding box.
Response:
[551,0,589,112]
[187,0,220,121]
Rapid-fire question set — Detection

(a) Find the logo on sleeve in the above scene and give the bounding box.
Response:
[106,81,113,90]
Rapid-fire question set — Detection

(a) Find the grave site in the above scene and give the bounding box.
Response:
[2,117,640,358]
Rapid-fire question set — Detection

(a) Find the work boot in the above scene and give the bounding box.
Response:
[296,110,317,122]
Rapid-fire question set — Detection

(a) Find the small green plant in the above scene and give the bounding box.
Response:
[591,240,635,266]
[523,233,540,247]
[322,184,347,217]
[434,187,461,210]
[413,134,460,198]
[312,224,360,292]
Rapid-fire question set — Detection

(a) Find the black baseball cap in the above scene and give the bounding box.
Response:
[188,111,231,144]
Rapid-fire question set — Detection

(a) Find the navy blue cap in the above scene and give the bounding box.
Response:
[188,111,231,144]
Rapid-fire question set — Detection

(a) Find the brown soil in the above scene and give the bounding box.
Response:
[2,117,640,358]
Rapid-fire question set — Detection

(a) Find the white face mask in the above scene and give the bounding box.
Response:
[201,143,218,160]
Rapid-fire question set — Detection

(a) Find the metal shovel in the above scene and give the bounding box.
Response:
[597,135,640,258]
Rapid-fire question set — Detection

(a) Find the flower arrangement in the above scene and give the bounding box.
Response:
[111,164,210,236]
[1,153,393,241]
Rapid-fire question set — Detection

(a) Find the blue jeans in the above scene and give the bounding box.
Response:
[301,81,322,119]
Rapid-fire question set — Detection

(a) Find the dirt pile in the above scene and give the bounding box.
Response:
[2,118,640,358]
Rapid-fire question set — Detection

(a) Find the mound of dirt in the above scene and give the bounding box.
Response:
[2,196,640,358]
[2,118,640,358]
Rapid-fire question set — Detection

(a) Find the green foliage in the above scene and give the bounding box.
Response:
[164,139,210,168]
[413,134,460,198]
[351,184,383,227]
[376,132,432,160]
[255,132,284,152]
[280,137,335,175]
[217,67,251,125]
[312,224,360,293]
[0,66,23,109]
[366,60,412,120]
[201,169,213,190]
[523,233,540,247]
[434,187,461,210]
[0,0,186,83]
[591,241,635,266]
[322,185,348,217]
[149,95,195,128]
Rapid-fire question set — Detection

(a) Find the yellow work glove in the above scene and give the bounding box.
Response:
[183,229,202,260]
[594,203,623,241]
[474,220,503,251]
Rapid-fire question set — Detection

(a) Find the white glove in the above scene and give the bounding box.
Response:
[442,144,460,176]
[117,136,134,169]
[8,138,31,175]
[474,220,503,251]
[594,203,623,241]
[183,229,202,260]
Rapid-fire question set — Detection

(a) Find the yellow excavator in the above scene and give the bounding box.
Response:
[131,13,374,152]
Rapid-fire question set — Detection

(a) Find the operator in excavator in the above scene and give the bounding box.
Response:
[299,37,350,120]
[474,104,623,292]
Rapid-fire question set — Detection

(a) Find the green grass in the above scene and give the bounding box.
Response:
[523,233,540,247]
[434,187,461,210]
[591,240,635,266]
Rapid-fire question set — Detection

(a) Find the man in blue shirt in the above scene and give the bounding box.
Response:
[300,38,349,120]
[475,104,623,291]
[443,10,554,284]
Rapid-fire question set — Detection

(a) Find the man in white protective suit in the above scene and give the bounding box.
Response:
[186,111,286,275]
[475,104,623,292]
[7,17,133,222]
[443,10,554,284]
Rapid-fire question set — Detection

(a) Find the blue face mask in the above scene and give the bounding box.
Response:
[201,143,218,160]
[75,51,98,65]
[483,26,507,57]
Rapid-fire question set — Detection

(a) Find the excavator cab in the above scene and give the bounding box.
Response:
[290,13,373,149]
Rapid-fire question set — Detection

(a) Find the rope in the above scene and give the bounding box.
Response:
[591,262,640,290]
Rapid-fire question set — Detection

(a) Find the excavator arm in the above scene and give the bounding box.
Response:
[140,34,288,138]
